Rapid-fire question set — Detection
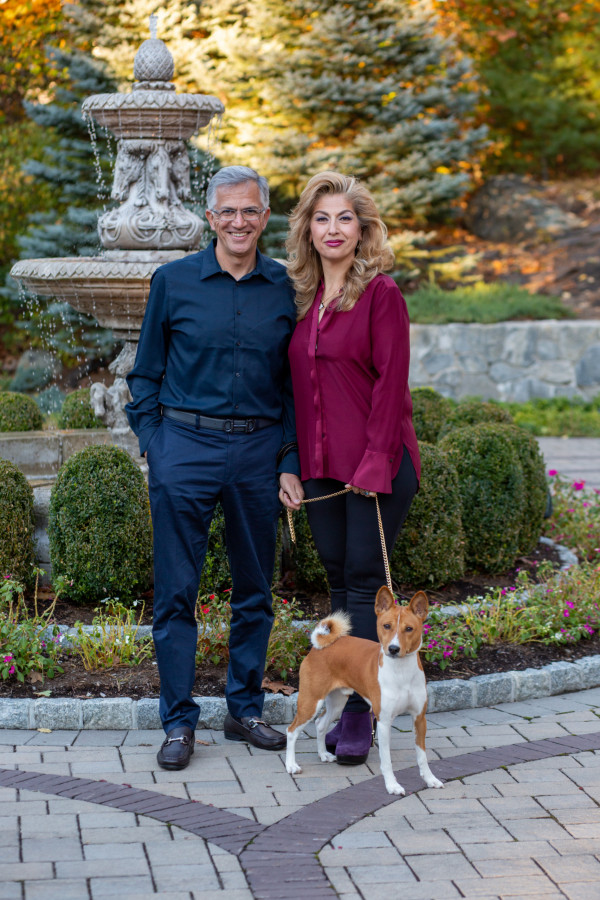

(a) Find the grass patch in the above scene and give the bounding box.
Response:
[405,282,573,324]
[501,396,600,437]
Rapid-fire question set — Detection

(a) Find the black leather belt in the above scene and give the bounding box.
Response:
[162,407,274,433]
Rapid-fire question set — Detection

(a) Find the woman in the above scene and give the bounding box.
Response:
[281,171,420,765]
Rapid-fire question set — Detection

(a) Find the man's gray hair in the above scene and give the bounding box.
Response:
[206,166,270,210]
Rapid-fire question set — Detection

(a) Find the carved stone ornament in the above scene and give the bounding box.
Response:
[98,138,203,250]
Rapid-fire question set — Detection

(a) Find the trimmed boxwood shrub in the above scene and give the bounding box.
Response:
[289,505,329,597]
[58,388,105,430]
[391,443,465,589]
[199,503,233,595]
[48,445,153,604]
[0,460,35,586]
[437,399,513,440]
[0,391,44,432]
[438,423,525,573]
[411,388,454,444]
[504,425,548,555]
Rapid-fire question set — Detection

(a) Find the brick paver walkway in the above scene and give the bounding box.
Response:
[1,688,600,899]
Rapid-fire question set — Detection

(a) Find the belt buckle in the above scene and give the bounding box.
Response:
[224,419,233,433]
[245,419,256,433]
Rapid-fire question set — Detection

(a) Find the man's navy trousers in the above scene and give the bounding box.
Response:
[146,415,282,733]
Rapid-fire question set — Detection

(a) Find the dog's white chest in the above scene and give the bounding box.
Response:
[378,655,427,716]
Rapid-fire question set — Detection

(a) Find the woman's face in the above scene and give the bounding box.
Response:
[309,193,362,269]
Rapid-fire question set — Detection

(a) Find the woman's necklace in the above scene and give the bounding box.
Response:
[318,285,344,312]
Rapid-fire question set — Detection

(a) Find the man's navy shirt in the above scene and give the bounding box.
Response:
[125,239,299,473]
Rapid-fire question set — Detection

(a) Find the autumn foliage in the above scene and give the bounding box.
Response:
[436,0,600,175]
[0,0,65,122]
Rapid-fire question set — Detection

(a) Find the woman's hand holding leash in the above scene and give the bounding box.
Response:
[345,483,374,498]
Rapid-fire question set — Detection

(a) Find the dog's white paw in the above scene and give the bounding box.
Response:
[286,762,302,775]
[385,781,406,796]
[426,775,444,789]
[319,751,336,763]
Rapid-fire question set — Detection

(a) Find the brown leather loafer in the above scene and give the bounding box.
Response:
[156,726,195,770]
[223,713,286,751]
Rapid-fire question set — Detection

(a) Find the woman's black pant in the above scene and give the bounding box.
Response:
[303,446,418,713]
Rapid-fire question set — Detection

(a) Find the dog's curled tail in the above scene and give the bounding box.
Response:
[310,611,352,649]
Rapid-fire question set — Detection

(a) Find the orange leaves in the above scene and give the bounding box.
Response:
[0,0,65,121]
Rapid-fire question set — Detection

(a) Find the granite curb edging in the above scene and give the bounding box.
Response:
[2,653,600,730]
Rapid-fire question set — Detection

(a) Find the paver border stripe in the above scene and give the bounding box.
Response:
[2,729,600,898]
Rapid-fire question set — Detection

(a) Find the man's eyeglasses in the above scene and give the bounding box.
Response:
[209,207,266,222]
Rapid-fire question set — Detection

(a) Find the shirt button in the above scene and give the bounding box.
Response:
[235,404,239,409]
[237,310,241,315]
[236,341,241,346]
[235,372,240,377]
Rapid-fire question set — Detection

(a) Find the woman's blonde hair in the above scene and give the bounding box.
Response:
[286,171,395,320]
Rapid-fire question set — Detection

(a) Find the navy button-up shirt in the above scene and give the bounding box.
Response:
[125,240,299,474]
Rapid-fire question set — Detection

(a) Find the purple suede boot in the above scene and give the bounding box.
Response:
[335,710,375,765]
[325,718,344,754]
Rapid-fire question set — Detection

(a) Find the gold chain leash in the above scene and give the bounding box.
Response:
[286,489,393,593]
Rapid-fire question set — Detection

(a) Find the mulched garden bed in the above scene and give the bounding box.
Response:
[4,540,595,701]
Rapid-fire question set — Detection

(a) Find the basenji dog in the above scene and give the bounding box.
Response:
[285,586,443,796]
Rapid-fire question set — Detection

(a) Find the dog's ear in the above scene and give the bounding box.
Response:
[375,585,395,614]
[409,591,429,620]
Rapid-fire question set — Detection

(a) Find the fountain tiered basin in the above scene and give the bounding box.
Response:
[10,25,224,453]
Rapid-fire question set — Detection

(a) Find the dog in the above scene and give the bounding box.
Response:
[285,585,444,795]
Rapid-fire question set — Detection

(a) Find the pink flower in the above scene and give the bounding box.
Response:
[209,594,216,600]
[443,650,453,658]
[3,655,13,664]
[548,469,558,477]
[566,601,575,609]
[573,481,585,491]
[564,610,570,617]
[8,666,14,675]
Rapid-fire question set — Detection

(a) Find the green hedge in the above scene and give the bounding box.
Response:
[411,388,454,444]
[392,443,465,588]
[0,460,35,586]
[58,388,105,430]
[439,423,525,573]
[0,392,44,432]
[48,445,153,604]
[438,399,514,440]
[198,503,233,595]
[288,505,329,597]
[504,425,548,555]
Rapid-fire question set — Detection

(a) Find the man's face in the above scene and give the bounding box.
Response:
[206,182,270,265]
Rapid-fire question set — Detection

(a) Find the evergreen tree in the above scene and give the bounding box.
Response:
[4,49,117,362]
[191,0,486,226]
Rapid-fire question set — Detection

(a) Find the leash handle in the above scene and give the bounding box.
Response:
[286,488,393,594]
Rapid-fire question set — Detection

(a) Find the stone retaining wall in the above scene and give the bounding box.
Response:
[0,428,111,478]
[409,320,600,401]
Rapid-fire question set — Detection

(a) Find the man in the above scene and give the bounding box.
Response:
[126,166,303,770]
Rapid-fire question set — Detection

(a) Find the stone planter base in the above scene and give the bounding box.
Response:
[2,654,600,730]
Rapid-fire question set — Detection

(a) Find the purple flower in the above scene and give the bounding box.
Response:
[548,469,558,477]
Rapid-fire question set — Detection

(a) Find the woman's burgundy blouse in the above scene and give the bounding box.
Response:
[288,273,420,494]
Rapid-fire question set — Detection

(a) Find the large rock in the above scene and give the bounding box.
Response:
[465,175,583,243]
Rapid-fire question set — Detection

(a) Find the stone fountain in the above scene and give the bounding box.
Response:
[10,18,224,457]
